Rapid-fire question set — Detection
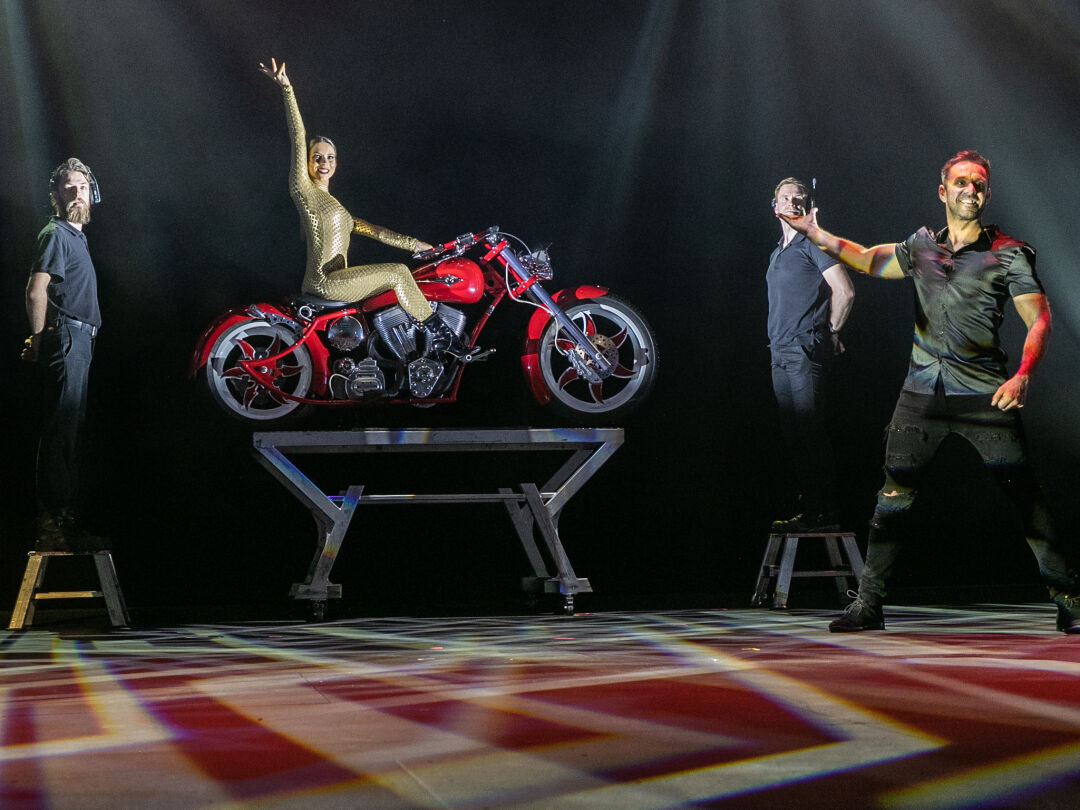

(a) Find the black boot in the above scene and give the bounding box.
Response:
[36,510,112,553]
[420,314,471,360]
[770,510,840,533]
[829,590,885,632]
[827,519,896,632]
[1051,591,1080,634]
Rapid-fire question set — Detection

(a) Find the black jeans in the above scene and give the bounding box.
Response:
[770,339,836,515]
[36,322,94,519]
[859,386,1076,603]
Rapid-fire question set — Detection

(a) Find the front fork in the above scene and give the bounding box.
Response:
[496,246,614,377]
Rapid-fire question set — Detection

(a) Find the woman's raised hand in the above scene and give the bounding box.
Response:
[258,58,290,87]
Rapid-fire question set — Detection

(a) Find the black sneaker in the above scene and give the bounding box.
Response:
[1053,593,1080,635]
[829,592,885,632]
[771,512,841,533]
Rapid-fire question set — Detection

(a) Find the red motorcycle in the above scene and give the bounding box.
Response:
[190,227,657,423]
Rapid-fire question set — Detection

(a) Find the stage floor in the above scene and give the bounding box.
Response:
[2,604,1079,809]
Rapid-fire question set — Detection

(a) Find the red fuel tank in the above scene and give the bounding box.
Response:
[363,257,485,311]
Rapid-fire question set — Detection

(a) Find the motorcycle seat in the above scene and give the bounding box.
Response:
[290,293,352,312]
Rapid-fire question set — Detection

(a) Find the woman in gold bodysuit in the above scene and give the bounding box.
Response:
[258,58,467,358]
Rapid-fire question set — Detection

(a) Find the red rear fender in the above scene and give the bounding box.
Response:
[188,303,290,377]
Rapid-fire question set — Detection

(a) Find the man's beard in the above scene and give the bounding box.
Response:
[948,196,982,222]
[64,201,91,225]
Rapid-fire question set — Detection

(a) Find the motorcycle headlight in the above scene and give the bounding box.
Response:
[521,250,553,280]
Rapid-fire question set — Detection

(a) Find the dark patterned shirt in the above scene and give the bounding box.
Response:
[893,225,1042,395]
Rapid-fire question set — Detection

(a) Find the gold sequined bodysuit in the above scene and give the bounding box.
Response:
[282,85,432,320]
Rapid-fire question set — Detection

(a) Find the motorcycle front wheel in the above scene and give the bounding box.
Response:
[537,294,658,423]
[205,319,313,423]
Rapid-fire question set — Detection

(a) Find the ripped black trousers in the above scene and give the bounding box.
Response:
[858,386,1077,605]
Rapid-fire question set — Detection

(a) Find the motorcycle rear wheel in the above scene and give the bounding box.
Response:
[205,319,313,423]
[537,294,657,423]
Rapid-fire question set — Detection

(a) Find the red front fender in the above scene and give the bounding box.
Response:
[520,285,608,406]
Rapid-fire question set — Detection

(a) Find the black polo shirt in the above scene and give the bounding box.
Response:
[766,232,836,347]
[894,224,1042,395]
[31,217,101,327]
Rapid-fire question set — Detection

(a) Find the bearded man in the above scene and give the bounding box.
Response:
[22,158,109,552]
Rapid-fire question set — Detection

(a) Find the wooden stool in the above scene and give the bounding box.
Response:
[9,551,130,629]
[752,532,864,609]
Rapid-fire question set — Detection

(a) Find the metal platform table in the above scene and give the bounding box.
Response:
[252,428,624,617]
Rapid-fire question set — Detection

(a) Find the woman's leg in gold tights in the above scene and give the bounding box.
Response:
[317,263,472,359]
[318,263,432,321]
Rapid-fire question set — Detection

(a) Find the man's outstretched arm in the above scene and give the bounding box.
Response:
[780,210,904,279]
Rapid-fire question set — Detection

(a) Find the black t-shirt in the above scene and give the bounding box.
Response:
[766,232,836,347]
[31,218,101,327]
[894,225,1042,395]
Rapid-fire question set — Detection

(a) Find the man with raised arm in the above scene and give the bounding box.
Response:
[781,150,1079,634]
[767,177,853,532]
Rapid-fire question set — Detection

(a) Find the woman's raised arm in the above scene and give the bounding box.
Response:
[258,58,290,87]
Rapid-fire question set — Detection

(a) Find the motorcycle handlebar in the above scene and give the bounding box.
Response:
[412,227,500,261]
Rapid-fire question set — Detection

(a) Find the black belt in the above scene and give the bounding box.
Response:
[51,316,99,338]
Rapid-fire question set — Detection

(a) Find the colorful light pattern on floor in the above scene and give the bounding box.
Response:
[1,604,1079,808]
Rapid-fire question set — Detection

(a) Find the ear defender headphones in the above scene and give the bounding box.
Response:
[86,168,101,204]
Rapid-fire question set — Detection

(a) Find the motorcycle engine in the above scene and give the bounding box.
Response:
[372,307,419,361]
[372,304,466,363]
[370,304,467,398]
